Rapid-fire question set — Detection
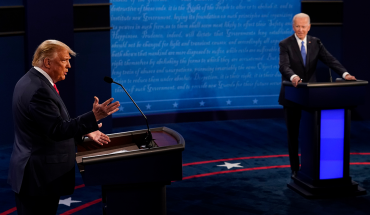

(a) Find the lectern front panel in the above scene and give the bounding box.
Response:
[76,127,185,185]
[75,127,185,214]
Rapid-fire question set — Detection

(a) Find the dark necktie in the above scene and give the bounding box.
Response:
[301,41,306,66]
[53,84,60,95]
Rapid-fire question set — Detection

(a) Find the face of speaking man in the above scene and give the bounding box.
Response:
[46,48,71,83]
[293,17,311,40]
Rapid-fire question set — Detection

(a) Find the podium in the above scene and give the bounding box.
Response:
[76,127,185,214]
[283,80,368,198]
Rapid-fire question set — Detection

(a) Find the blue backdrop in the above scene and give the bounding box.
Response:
[110,0,300,117]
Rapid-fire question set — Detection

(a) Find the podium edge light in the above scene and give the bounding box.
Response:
[319,109,345,180]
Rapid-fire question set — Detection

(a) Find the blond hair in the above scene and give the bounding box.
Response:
[32,40,76,67]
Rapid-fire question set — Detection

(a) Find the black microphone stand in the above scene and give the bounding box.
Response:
[109,79,154,148]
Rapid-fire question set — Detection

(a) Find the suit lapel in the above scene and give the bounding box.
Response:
[30,68,71,119]
[305,35,311,71]
[55,92,71,120]
[290,35,305,67]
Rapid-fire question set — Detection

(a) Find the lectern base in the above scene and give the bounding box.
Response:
[287,176,366,199]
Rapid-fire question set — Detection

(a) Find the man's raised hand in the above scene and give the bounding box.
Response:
[92,96,120,121]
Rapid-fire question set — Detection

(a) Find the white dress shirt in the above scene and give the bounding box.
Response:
[34,66,54,86]
[294,33,307,54]
[290,34,349,81]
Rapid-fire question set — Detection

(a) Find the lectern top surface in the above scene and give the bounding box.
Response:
[76,126,185,166]
[283,80,368,88]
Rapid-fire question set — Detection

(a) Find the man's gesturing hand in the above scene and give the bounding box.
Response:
[93,96,120,121]
[86,123,110,145]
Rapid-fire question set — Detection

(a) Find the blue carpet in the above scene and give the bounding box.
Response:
[2,119,370,214]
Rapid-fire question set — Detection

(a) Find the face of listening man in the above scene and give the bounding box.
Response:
[47,49,71,83]
[293,17,311,40]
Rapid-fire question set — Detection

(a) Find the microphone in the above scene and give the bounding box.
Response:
[104,76,154,148]
[104,76,113,84]
[329,68,333,82]
[317,40,333,82]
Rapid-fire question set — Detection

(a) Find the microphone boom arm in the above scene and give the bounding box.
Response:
[111,81,154,148]
[113,81,150,130]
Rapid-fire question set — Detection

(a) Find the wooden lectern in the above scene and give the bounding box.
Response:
[283,80,368,198]
[76,127,185,214]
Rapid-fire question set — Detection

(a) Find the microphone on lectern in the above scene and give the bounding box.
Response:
[317,40,333,82]
[104,76,154,148]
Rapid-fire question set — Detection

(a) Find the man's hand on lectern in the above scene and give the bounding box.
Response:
[292,76,302,87]
[344,74,356,81]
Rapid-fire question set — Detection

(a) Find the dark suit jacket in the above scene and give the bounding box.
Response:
[278,34,347,107]
[8,67,99,196]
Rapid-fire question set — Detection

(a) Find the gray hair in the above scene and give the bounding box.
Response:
[292,13,311,25]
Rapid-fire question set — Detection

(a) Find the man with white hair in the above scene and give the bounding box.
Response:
[8,40,120,214]
[278,13,356,177]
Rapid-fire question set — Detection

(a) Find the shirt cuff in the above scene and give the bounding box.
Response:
[290,75,298,81]
[342,72,349,79]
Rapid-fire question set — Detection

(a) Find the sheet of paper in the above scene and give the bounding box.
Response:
[109,150,129,155]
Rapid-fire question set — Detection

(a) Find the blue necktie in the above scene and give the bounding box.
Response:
[301,41,306,66]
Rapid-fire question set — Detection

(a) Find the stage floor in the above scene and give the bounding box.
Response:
[2,118,370,214]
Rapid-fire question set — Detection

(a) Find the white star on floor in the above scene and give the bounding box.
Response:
[173,102,178,108]
[226,99,232,105]
[59,197,81,207]
[253,98,258,104]
[217,162,243,169]
[199,101,205,106]
[146,104,151,109]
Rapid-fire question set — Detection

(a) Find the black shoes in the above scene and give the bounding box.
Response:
[291,170,298,178]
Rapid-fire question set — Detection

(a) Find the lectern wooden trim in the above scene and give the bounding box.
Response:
[283,80,368,198]
[76,126,185,214]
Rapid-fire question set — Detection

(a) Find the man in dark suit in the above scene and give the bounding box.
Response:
[278,13,356,177]
[8,40,120,214]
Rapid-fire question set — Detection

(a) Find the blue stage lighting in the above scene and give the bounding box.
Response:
[320,109,344,179]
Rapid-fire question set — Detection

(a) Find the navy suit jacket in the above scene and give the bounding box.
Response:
[278,34,347,107]
[8,68,99,196]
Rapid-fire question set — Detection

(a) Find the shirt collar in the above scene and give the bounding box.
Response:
[34,67,54,86]
[294,33,307,45]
